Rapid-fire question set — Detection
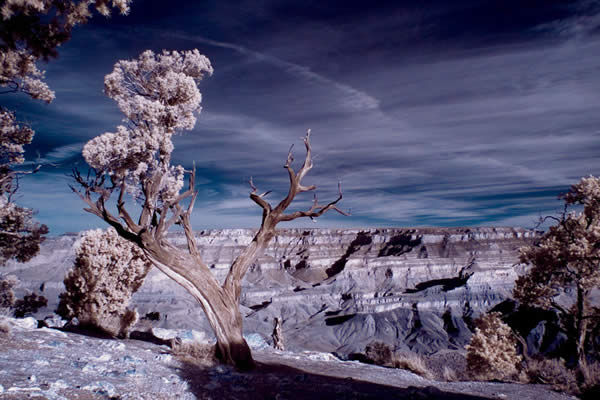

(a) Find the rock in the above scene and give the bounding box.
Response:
[151,327,178,340]
[82,381,117,397]
[151,327,211,344]
[4,227,539,357]
[42,314,67,328]
[9,316,38,330]
[244,333,269,349]
[527,320,546,354]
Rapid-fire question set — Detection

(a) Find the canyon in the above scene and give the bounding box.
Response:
[3,227,538,357]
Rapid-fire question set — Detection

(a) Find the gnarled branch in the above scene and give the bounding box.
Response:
[225,130,349,302]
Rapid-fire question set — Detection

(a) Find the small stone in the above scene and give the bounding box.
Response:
[152,327,178,340]
[34,360,50,367]
[244,333,268,350]
[11,317,38,330]
[91,353,111,362]
[43,314,67,328]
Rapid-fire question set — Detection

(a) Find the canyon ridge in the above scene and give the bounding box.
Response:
[3,227,540,358]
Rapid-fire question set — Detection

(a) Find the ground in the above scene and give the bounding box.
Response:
[0,318,577,400]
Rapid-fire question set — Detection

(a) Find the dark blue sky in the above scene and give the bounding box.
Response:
[6,0,600,234]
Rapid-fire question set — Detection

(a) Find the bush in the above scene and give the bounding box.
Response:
[392,352,434,379]
[524,357,578,394]
[13,293,47,318]
[143,311,161,321]
[442,366,458,382]
[365,341,393,366]
[171,339,216,366]
[0,277,16,311]
[364,341,433,379]
[466,312,521,381]
[57,228,152,337]
[581,362,600,398]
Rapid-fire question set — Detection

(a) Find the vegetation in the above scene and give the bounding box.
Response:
[363,341,434,379]
[1,1,135,310]
[1,1,134,268]
[13,292,47,318]
[0,275,16,311]
[171,339,216,367]
[57,228,152,337]
[466,312,521,381]
[515,176,600,374]
[71,49,347,370]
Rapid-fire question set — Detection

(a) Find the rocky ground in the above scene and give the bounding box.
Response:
[0,317,576,400]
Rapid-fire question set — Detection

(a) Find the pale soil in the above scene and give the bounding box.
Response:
[0,321,577,400]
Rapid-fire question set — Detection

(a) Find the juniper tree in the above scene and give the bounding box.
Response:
[1,0,133,266]
[72,49,347,370]
[515,176,600,370]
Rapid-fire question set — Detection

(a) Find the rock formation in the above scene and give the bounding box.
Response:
[3,227,538,356]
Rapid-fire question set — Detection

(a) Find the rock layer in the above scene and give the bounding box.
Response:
[3,227,537,356]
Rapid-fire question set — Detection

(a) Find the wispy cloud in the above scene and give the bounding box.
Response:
[163,31,381,113]
[9,2,600,234]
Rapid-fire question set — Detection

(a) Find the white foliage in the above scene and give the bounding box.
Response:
[83,49,212,202]
[0,109,34,166]
[58,227,152,337]
[1,0,132,101]
[0,49,54,102]
[466,312,521,381]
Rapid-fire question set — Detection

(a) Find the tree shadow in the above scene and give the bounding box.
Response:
[173,358,494,400]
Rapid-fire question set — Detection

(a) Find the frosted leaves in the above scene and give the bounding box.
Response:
[466,312,521,381]
[0,109,34,166]
[516,176,600,308]
[0,49,55,103]
[83,49,212,202]
[57,227,152,337]
[102,49,212,134]
[1,1,132,102]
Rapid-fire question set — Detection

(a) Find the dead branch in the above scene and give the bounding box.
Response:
[225,130,349,302]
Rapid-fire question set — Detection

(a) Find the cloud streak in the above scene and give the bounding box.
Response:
[8,1,600,234]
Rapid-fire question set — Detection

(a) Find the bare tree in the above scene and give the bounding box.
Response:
[72,49,347,370]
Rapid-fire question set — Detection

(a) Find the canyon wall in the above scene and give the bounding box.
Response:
[3,227,538,356]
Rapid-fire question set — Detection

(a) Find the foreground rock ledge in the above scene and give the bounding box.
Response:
[0,319,573,400]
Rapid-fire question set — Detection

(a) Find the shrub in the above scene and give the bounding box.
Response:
[57,228,152,337]
[392,352,434,379]
[143,311,161,321]
[581,362,600,398]
[524,357,578,394]
[466,312,521,381]
[0,276,17,311]
[365,341,393,366]
[171,339,216,366]
[13,293,47,318]
[364,341,433,379]
[442,366,458,382]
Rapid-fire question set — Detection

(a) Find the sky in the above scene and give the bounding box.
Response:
[5,0,600,235]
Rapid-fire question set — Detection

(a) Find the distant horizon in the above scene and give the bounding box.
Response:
[7,0,599,235]
[50,224,543,238]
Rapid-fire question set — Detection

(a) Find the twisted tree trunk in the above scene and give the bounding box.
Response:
[73,130,348,371]
[575,284,589,379]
